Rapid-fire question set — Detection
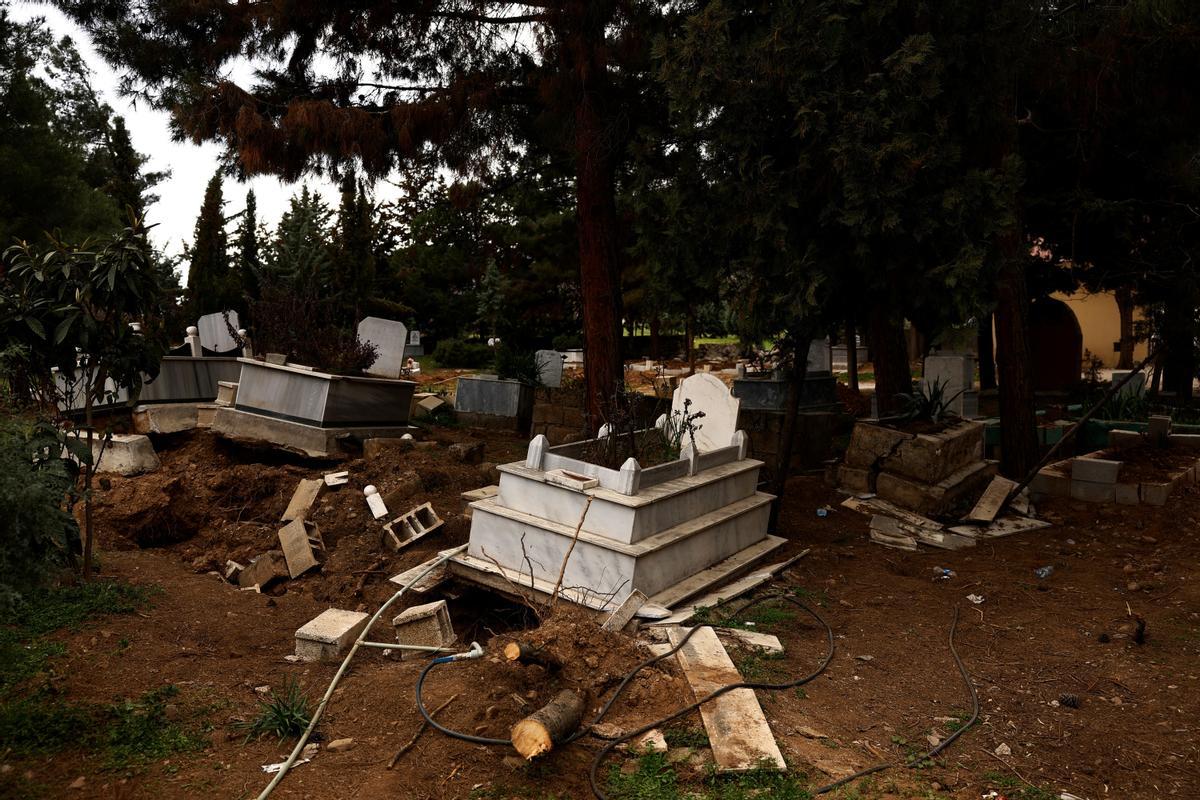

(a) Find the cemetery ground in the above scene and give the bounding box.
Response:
[2,430,1199,800]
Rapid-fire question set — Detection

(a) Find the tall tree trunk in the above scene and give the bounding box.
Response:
[845,316,859,393]
[978,314,997,390]
[649,317,661,361]
[994,253,1039,478]
[1115,286,1135,370]
[767,337,811,530]
[1162,290,1196,400]
[867,307,910,415]
[571,22,623,431]
[686,312,696,375]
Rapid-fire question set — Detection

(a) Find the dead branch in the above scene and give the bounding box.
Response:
[550,495,593,607]
[387,693,459,769]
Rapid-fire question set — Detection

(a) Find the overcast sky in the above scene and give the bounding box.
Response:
[11,3,402,277]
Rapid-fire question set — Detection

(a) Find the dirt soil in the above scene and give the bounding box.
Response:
[1094,444,1200,483]
[4,428,1199,799]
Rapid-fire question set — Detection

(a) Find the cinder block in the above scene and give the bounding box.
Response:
[278,519,324,578]
[91,433,160,476]
[382,502,443,552]
[295,609,370,662]
[1030,470,1070,497]
[392,600,455,659]
[215,381,238,407]
[1114,483,1140,505]
[238,550,289,590]
[1107,429,1143,450]
[1069,479,1115,504]
[1071,457,1122,485]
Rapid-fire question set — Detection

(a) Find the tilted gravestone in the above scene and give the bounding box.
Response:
[671,372,740,452]
[357,317,409,379]
[197,310,240,354]
[535,349,564,388]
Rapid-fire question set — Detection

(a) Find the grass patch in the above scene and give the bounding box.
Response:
[734,650,789,683]
[663,727,709,749]
[607,752,811,800]
[0,580,202,773]
[982,771,1059,800]
[692,600,797,631]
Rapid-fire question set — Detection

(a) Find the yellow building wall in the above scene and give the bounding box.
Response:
[1051,289,1148,369]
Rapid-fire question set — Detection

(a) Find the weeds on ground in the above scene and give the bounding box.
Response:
[663,727,709,749]
[982,771,1059,800]
[692,599,797,630]
[734,650,789,683]
[240,678,312,741]
[607,752,811,799]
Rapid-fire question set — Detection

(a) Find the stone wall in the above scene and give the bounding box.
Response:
[738,408,839,481]
[530,387,588,444]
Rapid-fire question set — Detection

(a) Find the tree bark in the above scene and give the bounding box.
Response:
[510,690,585,760]
[686,312,696,375]
[1162,290,1196,400]
[569,6,623,433]
[845,317,859,393]
[1115,285,1135,370]
[767,337,811,530]
[649,317,661,361]
[867,307,911,415]
[993,254,1039,478]
[977,314,997,390]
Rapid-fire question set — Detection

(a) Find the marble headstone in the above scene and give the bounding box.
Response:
[197,310,240,354]
[671,372,740,452]
[535,349,564,388]
[806,338,832,373]
[357,317,408,379]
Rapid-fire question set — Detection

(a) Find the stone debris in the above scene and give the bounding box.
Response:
[449,440,485,465]
[382,471,423,510]
[278,519,325,579]
[238,550,290,590]
[223,560,245,583]
[326,737,356,753]
[392,599,456,659]
[324,470,349,487]
[91,433,161,476]
[414,393,446,418]
[363,437,414,459]
[281,478,324,523]
[295,609,370,662]
[601,590,647,632]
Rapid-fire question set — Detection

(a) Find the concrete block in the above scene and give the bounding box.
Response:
[449,440,485,465]
[1168,434,1200,449]
[265,352,287,365]
[413,393,446,418]
[836,464,876,494]
[278,519,324,578]
[238,550,290,590]
[1141,482,1171,506]
[843,423,912,469]
[295,609,370,662]
[132,403,198,434]
[1108,429,1143,449]
[392,600,455,659]
[382,502,444,552]
[1071,457,1122,485]
[324,470,349,487]
[281,478,324,522]
[215,381,238,407]
[363,437,414,459]
[1114,483,1140,505]
[224,560,244,583]
[1030,470,1070,497]
[382,471,423,510]
[1069,480,1116,504]
[92,433,160,476]
[196,403,219,428]
[875,459,996,516]
[881,421,984,484]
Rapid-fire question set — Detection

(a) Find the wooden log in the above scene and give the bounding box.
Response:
[510,689,584,760]
[503,641,559,669]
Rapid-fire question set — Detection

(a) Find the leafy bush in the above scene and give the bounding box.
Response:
[432,337,492,368]
[495,344,543,386]
[0,418,78,613]
[894,377,962,423]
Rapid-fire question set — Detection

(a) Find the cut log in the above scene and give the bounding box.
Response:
[503,641,560,669]
[510,689,584,760]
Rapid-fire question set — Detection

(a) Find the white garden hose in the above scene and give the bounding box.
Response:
[256,545,467,800]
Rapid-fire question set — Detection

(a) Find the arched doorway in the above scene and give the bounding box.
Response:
[1029,297,1083,391]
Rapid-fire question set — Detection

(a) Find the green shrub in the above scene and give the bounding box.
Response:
[433,337,492,368]
[495,345,543,386]
[241,678,312,741]
[0,418,78,613]
[552,333,582,351]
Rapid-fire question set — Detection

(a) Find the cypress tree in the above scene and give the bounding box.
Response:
[186,171,233,317]
[236,189,261,305]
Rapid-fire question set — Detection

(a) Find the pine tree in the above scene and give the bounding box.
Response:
[331,177,375,321]
[186,170,233,317]
[267,186,332,291]
[236,189,261,306]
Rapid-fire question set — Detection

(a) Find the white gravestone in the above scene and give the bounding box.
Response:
[923,354,976,418]
[197,310,240,354]
[535,349,564,388]
[357,317,408,379]
[806,338,832,373]
[671,373,740,452]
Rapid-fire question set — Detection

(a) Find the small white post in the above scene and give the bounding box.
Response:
[598,422,613,439]
[238,328,251,358]
[617,457,642,496]
[185,325,202,357]
[525,434,548,470]
[681,443,699,476]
